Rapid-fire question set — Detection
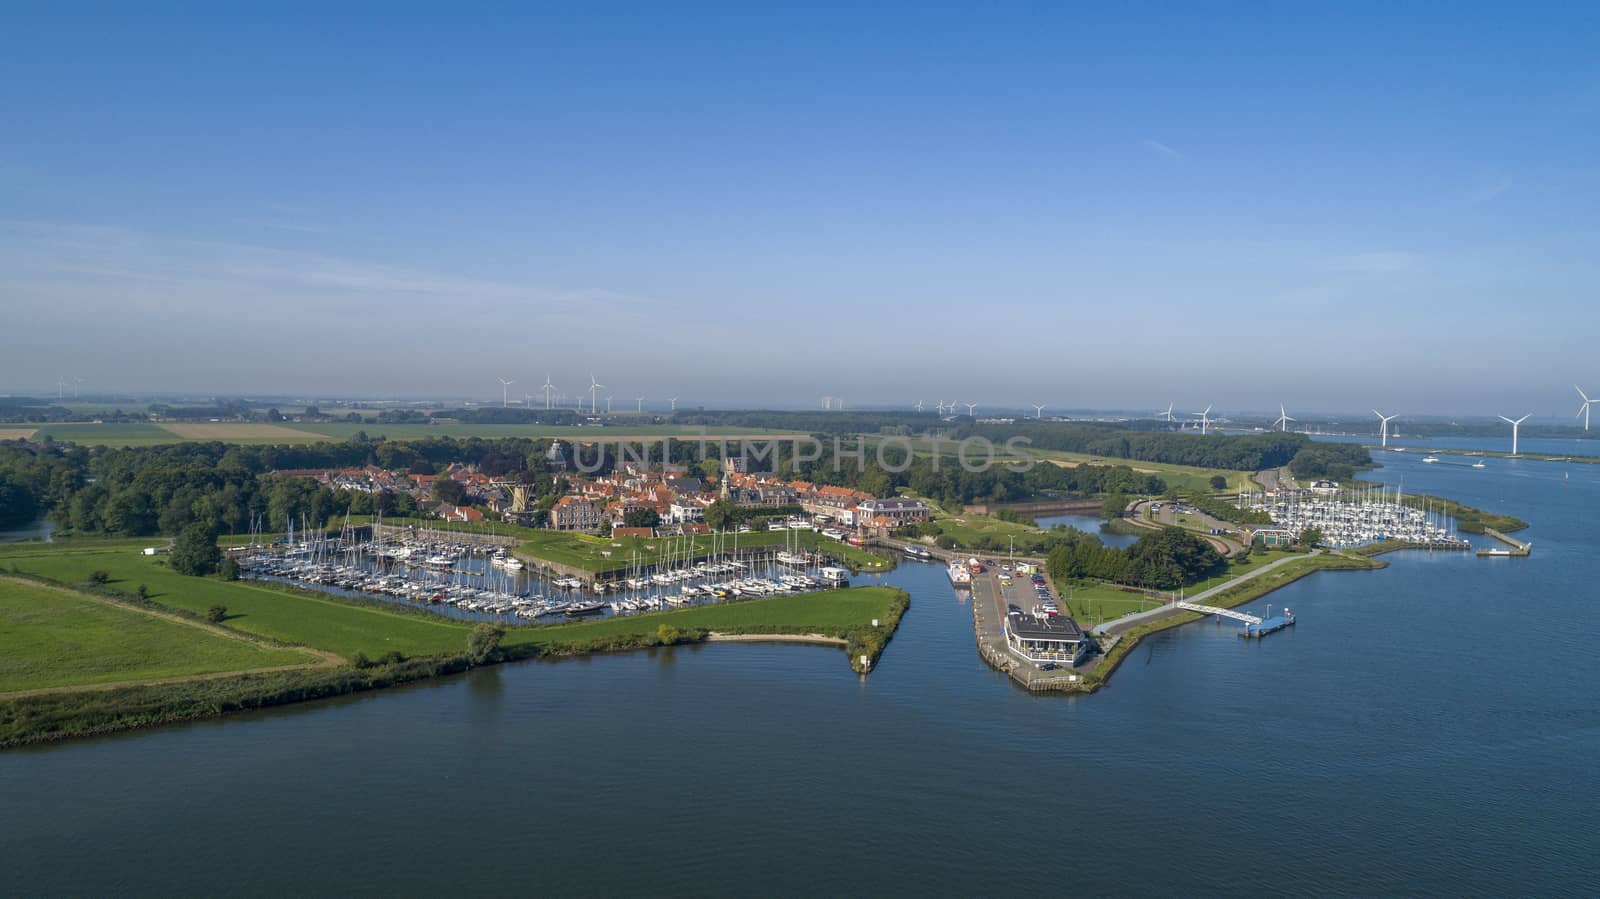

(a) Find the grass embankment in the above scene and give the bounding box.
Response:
[0,538,907,746]
[0,540,471,659]
[0,579,313,692]
[1082,552,1382,691]
[506,586,909,674]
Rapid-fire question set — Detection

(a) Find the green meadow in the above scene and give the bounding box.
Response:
[0,579,313,692]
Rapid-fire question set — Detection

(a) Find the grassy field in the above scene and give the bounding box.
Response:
[1030,449,1249,492]
[0,579,313,692]
[0,540,472,659]
[920,510,1049,547]
[1056,580,1162,624]
[502,586,904,650]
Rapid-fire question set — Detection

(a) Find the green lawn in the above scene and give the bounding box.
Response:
[0,579,313,692]
[502,586,904,649]
[1057,580,1162,624]
[0,541,471,660]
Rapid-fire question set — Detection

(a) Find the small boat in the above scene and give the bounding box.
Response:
[563,601,607,616]
[1422,456,1440,464]
[1472,461,1487,469]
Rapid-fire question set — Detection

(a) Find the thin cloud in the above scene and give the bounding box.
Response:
[1141,139,1184,161]
[1461,176,1512,205]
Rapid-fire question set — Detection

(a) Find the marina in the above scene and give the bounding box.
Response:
[1239,483,1472,550]
[235,517,853,623]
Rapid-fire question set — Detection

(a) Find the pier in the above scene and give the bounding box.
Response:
[1174,601,1261,625]
[1477,528,1532,558]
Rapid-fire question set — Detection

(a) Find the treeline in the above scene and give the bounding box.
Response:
[1046,527,1226,590]
[1287,442,1372,481]
[964,421,1317,471]
[0,436,578,538]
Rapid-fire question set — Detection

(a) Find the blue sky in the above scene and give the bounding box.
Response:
[2,3,1597,415]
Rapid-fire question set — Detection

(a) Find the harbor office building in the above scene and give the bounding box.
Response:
[1005,612,1091,666]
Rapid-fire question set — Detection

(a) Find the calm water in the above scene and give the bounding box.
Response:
[1035,512,1141,548]
[4,457,1597,895]
[0,518,54,543]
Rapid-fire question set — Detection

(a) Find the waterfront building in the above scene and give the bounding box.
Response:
[855,497,931,526]
[1005,612,1091,665]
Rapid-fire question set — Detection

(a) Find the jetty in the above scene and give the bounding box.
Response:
[1241,608,1295,638]
[1478,528,1532,558]
[1174,601,1261,625]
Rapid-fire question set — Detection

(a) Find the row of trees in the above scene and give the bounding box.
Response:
[965,421,1323,471]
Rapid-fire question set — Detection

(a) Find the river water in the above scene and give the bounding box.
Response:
[4,446,1596,895]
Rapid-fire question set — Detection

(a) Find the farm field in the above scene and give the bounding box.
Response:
[0,428,37,440]
[157,422,320,440]
[0,579,314,692]
[20,420,805,446]
[27,422,186,446]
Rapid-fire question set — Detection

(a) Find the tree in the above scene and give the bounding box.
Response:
[220,557,241,581]
[1298,527,1324,548]
[623,507,660,529]
[1209,475,1228,490]
[170,523,222,576]
[207,605,228,622]
[704,499,734,532]
[432,477,467,506]
[1101,494,1129,520]
[467,623,504,664]
[87,570,110,586]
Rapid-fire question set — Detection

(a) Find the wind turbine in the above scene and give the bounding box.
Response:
[963,402,977,417]
[668,396,679,412]
[1373,410,1397,448]
[1159,402,1175,423]
[1568,383,1593,428]
[635,397,644,413]
[498,377,515,408]
[1498,413,1531,455]
[587,374,604,414]
[1031,403,1045,419]
[605,395,613,413]
[1194,405,1213,435]
[915,400,925,413]
[1273,403,1296,432]
[72,376,84,399]
[541,375,557,410]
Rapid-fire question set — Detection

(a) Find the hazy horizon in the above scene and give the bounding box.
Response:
[3,6,1596,417]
